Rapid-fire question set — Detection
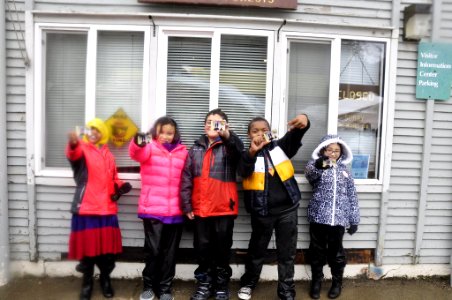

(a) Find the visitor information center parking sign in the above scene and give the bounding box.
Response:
[416,42,452,101]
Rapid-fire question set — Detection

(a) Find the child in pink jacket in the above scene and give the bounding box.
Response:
[129,116,188,300]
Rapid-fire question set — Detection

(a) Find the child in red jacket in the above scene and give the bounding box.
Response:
[181,109,244,300]
[66,118,131,300]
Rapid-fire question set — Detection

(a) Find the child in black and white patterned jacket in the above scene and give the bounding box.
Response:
[305,134,360,300]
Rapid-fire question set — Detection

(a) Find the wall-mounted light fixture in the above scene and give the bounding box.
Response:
[403,4,431,41]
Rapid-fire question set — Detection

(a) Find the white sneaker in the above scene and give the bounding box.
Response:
[140,289,155,300]
[237,286,252,300]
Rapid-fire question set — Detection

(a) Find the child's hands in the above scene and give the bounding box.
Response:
[217,123,230,140]
[249,135,271,157]
[347,225,358,235]
[186,212,195,220]
[134,132,148,147]
[315,157,330,169]
[68,131,79,145]
[288,114,309,131]
[111,182,132,201]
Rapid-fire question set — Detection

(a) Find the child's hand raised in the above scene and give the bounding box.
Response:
[68,131,79,145]
[248,135,270,157]
[217,122,230,140]
[288,114,309,131]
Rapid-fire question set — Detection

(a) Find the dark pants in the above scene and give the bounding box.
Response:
[78,254,116,276]
[142,218,183,295]
[193,216,235,289]
[240,209,298,300]
[309,223,346,279]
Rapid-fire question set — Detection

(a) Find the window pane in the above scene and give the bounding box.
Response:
[45,32,87,168]
[287,41,331,172]
[339,40,385,179]
[166,37,212,145]
[96,31,144,171]
[218,35,267,142]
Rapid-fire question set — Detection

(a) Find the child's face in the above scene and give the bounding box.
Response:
[324,143,341,160]
[248,120,270,141]
[157,124,176,144]
[87,127,102,145]
[204,114,225,140]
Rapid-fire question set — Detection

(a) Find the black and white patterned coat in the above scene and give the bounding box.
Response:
[305,134,360,227]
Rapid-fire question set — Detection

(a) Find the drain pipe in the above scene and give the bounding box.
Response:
[0,0,11,286]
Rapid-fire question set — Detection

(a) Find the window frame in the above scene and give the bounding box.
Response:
[277,32,391,185]
[34,23,152,179]
[155,26,275,126]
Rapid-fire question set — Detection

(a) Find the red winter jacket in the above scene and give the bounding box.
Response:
[66,141,124,215]
[180,133,244,217]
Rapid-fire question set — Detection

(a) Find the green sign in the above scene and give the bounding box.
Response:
[416,42,452,100]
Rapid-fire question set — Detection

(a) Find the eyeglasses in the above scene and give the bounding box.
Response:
[325,149,341,154]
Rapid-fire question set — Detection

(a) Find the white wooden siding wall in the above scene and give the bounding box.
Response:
[6,0,29,261]
[384,0,452,265]
[439,0,452,41]
[13,0,398,261]
[419,0,452,264]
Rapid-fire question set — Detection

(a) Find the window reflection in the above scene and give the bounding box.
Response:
[339,40,385,179]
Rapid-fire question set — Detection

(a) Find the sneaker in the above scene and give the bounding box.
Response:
[237,287,252,300]
[191,283,212,300]
[159,293,174,300]
[140,289,155,300]
[215,289,229,300]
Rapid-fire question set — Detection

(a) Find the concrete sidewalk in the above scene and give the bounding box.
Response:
[1,276,451,300]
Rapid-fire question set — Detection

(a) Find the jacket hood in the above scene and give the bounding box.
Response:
[84,118,110,145]
[311,134,353,165]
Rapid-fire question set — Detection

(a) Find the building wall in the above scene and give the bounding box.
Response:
[5,0,29,261]
[4,0,452,269]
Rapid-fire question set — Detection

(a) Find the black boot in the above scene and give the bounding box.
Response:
[97,255,116,298]
[327,274,343,299]
[79,262,94,300]
[310,265,323,299]
[100,274,114,298]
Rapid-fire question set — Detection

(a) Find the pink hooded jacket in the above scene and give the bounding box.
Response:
[129,140,188,218]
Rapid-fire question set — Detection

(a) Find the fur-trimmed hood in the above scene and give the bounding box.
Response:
[311,134,353,165]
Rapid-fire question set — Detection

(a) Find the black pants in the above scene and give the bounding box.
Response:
[193,216,235,289]
[309,223,346,277]
[78,254,116,276]
[142,218,183,295]
[240,209,298,300]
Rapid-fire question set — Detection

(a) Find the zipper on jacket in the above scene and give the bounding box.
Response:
[168,151,172,215]
[331,167,337,226]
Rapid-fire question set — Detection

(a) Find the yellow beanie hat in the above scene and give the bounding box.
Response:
[84,118,110,145]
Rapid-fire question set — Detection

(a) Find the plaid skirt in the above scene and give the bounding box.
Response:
[68,214,122,260]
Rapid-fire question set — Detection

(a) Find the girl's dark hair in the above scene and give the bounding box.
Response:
[205,108,228,123]
[247,116,270,134]
[149,116,181,143]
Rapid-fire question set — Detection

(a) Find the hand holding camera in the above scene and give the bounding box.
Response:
[315,156,336,169]
[134,132,150,147]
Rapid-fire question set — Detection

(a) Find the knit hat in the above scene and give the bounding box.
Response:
[311,134,353,165]
[84,118,110,145]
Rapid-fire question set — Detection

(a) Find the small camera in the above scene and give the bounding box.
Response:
[136,133,151,145]
[323,159,337,168]
[263,131,274,142]
[75,126,91,138]
[210,120,226,131]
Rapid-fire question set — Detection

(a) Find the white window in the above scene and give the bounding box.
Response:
[157,28,274,146]
[283,36,388,180]
[36,22,388,183]
[35,24,150,175]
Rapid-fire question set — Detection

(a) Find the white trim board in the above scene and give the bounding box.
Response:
[10,261,450,281]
